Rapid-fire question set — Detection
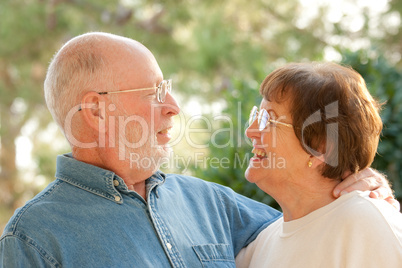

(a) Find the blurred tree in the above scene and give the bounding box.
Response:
[187,76,282,209]
[189,50,402,209]
[342,50,402,201]
[184,0,402,207]
[0,0,53,212]
[0,0,401,230]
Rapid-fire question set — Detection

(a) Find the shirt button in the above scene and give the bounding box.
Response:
[166,243,172,250]
[114,195,121,202]
[113,180,119,187]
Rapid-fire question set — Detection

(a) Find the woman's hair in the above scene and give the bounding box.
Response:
[260,62,383,179]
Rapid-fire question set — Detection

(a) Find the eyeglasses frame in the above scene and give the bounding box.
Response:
[249,106,294,131]
[98,79,172,103]
[78,79,172,111]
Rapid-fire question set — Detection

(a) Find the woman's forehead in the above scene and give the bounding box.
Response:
[260,98,291,117]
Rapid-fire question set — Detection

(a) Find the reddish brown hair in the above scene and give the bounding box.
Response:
[260,62,383,179]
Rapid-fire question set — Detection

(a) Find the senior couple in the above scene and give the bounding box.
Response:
[0,32,401,267]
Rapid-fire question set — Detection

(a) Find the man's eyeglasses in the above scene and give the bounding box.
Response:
[249,106,293,131]
[79,79,172,111]
[99,79,172,103]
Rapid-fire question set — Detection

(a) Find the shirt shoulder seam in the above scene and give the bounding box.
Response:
[0,232,60,268]
[9,179,64,233]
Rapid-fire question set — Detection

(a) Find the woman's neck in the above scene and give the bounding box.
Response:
[259,175,341,222]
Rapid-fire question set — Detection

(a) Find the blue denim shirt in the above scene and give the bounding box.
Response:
[0,153,281,267]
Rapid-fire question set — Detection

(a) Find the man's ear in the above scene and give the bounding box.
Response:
[80,92,108,133]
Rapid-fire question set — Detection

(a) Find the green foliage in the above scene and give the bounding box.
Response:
[0,1,47,60]
[1,0,402,230]
[342,50,402,200]
[187,76,281,209]
[193,50,402,208]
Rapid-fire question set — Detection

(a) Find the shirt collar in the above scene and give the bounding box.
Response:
[55,153,166,203]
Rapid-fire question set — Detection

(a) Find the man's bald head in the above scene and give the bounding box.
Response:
[44,32,158,136]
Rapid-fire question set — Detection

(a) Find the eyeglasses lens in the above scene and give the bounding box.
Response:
[249,106,258,126]
[258,109,269,131]
[157,80,172,103]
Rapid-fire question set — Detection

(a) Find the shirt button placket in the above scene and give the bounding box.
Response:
[149,194,185,267]
[166,243,172,250]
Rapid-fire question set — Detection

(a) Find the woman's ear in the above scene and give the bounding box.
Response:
[80,92,108,133]
[308,154,325,169]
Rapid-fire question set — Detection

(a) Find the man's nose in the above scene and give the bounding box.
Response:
[161,92,180,117]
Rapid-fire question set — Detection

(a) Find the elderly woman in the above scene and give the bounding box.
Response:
[236,62,402,267]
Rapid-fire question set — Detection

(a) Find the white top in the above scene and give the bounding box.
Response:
[236,191,402,268]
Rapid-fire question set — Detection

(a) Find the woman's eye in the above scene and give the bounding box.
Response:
[268,111,277,119]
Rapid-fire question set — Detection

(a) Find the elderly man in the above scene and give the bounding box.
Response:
[0,32,396,267]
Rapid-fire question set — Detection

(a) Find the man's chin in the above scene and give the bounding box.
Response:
[158,143,172,156]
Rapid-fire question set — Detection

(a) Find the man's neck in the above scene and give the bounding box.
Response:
[72,147,150,201]
[127,181,147,201]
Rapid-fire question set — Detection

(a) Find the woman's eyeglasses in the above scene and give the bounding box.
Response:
[249,106,293,131]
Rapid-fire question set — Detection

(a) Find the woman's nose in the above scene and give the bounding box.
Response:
[246,118,261,140]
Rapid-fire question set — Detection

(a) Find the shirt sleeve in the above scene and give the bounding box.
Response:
[0,235,57,268]
[211,183,282,256]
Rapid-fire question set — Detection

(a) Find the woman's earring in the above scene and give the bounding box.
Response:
[308,159,313,168]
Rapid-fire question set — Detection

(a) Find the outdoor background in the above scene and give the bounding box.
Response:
[1,0,401,232]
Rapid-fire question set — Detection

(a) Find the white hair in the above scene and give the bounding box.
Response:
[44,32,116,135]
